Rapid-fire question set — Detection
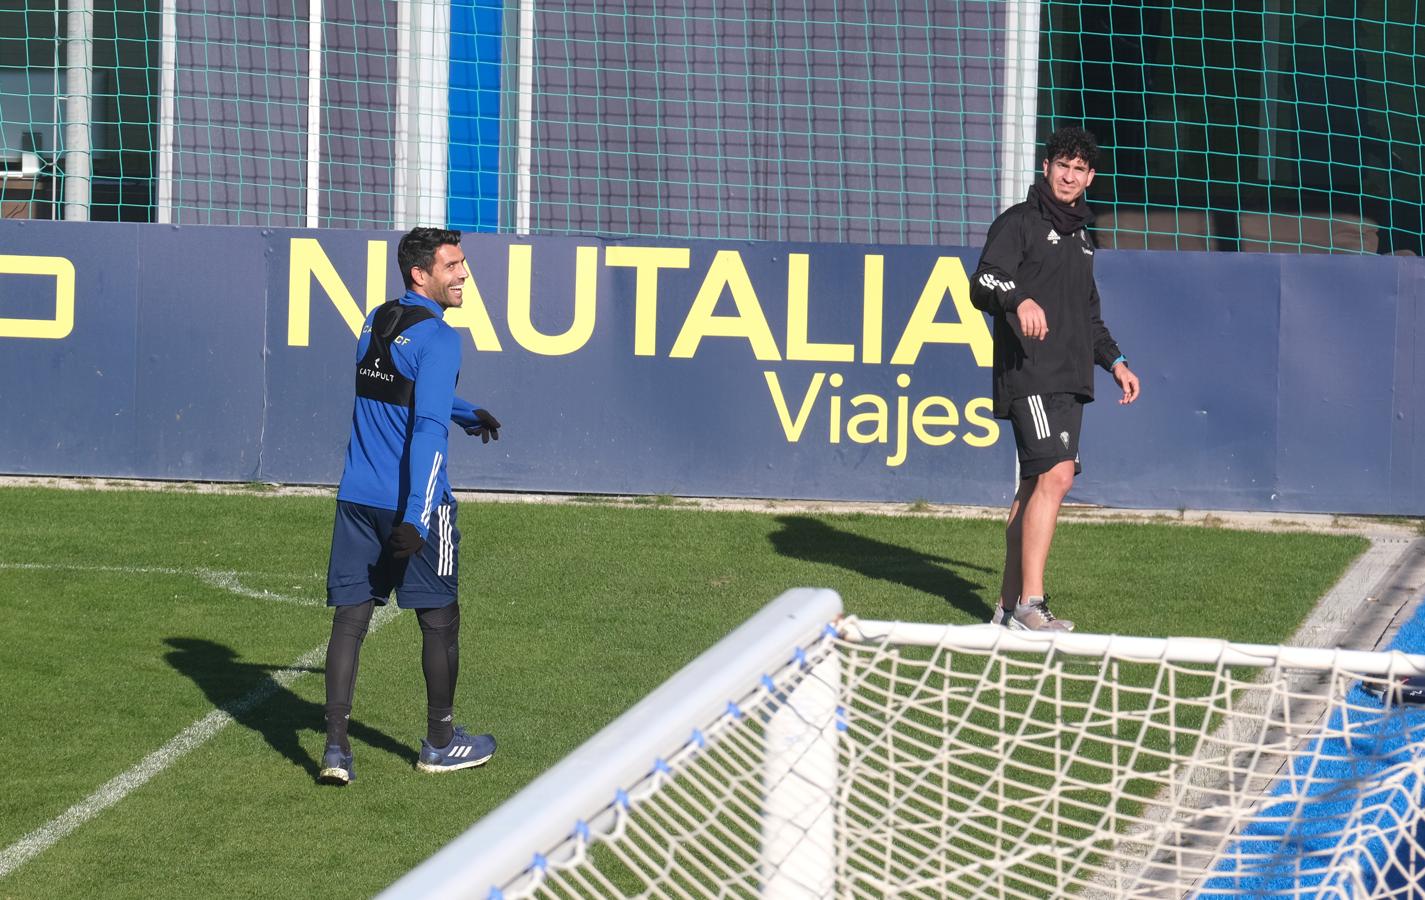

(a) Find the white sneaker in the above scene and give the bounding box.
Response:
[1007,595,1074,632]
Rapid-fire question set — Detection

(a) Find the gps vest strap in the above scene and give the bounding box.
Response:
[355,300,437,406]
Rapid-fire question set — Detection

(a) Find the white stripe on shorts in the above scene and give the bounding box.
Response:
[1028,394,1050,440]
[437,505,453,577]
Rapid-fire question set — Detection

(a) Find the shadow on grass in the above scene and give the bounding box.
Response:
[162,637,416,777]
[769,515,996,620]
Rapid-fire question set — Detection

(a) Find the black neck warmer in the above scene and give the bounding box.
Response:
[1031,177,1094,235]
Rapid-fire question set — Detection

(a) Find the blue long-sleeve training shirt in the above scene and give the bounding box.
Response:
[337,291,475,538]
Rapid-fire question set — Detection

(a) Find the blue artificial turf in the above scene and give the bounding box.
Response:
[1201,597,1425,897]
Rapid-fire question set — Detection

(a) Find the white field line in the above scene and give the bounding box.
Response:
[0,579,396,880]
[0,562,322,606]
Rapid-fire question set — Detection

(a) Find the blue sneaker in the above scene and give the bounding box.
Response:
[318,744,354,785]
[417,726,496,774]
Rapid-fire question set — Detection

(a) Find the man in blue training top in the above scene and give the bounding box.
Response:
[319,226,502,786]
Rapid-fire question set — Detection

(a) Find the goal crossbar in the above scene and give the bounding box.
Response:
[845,619,1425,677]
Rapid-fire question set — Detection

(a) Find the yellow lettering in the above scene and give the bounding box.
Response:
[365,241,387,313]
[912,396,959,446]
[962,397,1000,448]
[0,254,74,339]
[786,253,854,362]
[828,373,844,443]
[442,257,503,351]
[764,371,824,442]
[862,254,883,364]
[847,394,889,444]
[507,244,596,356]
[889,256,993,366]
[670,250,780,360]
[605,246,691,356]
[887,381,910,467]
[286,238,387,345]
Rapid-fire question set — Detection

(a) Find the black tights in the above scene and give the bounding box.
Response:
[323,600,461,751]
[416,601,460,748]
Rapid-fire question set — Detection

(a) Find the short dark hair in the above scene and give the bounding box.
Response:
[1044,126,1100,169]
[397,227,463,289]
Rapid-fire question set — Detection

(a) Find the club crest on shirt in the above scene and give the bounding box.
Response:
[1047,229,1061,244]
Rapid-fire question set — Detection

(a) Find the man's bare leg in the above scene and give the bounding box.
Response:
[1019,459,1076,599]
[997,477,1035,615]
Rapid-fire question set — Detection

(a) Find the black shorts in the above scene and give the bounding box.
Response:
[326,500,460,609]
[1008,393,1084,478]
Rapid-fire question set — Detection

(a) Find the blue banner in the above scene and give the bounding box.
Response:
[1,220,1421,514]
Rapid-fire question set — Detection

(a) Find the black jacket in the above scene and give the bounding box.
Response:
[969,185,1123,418]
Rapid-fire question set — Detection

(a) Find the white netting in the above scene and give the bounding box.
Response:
[482,622,1425,900]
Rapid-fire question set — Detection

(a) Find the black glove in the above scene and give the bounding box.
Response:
[464,408,502,444]
[388,522,425,559]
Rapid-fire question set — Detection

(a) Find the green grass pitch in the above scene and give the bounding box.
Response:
[0,485,1367,898]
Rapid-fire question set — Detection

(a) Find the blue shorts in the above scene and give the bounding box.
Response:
[326,500,460,609]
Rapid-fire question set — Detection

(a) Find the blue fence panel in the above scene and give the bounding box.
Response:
[0,222,273,479]
[447,0,504,232]
[0,219,1421,515]
[1276,256,1401,511]
[1081,250,1284,510]
[133,225,270,480]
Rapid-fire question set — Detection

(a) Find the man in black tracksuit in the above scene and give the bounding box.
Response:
[970,126,1141,632]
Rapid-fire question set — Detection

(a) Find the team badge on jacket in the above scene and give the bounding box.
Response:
[1047,229,1061,244]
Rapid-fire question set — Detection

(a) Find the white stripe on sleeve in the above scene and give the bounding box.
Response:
[419,451,443,529]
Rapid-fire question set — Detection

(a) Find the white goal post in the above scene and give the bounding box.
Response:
[382,589,1425,899]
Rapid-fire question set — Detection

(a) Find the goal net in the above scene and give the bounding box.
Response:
[382,589,1425,899]
[10,2,1419,251]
